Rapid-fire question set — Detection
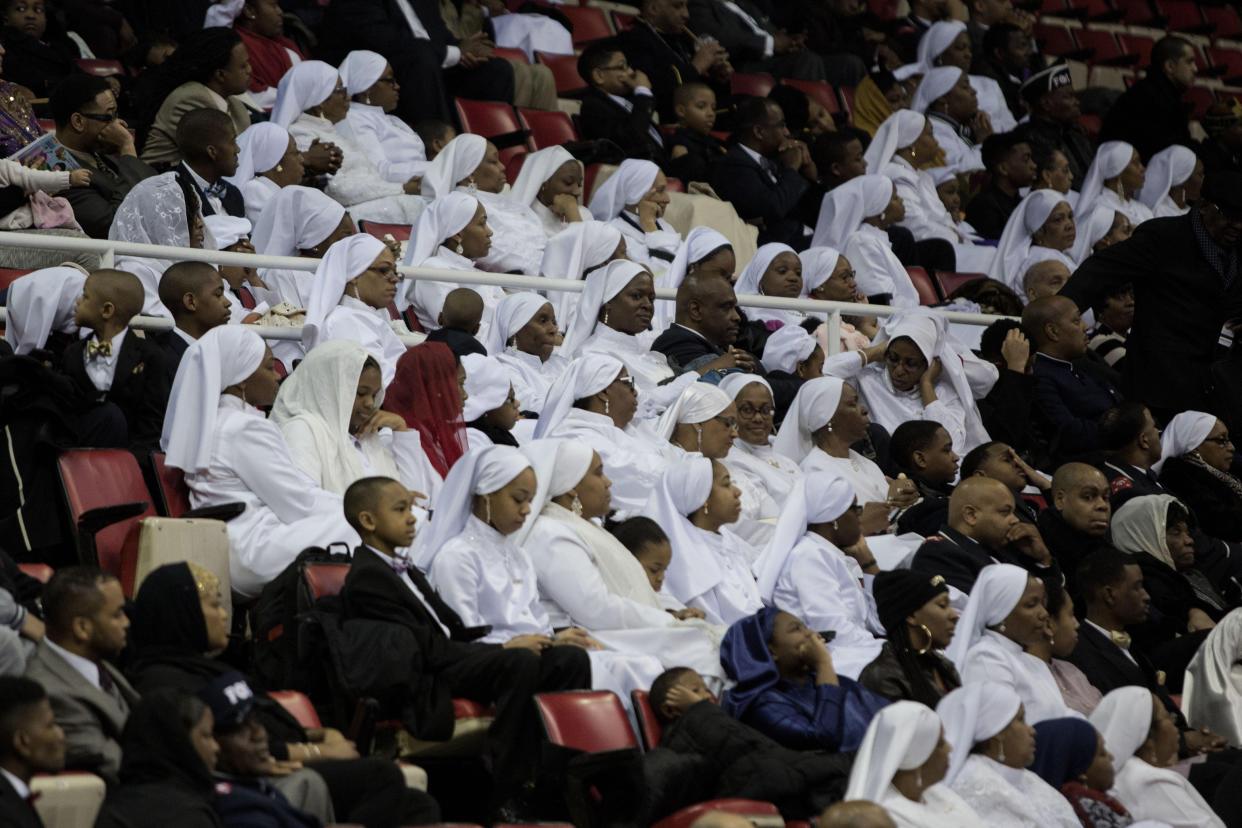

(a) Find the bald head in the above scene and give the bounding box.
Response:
[820,801,898,828]
[159,261,222,319]
[439,287,484,334]
[1022,260,1071,303]
[86,269,145,321]
[1021,294,1086,358]
[949,476,1019,549]
[675,272,740,347]
[1051,462,1111,536]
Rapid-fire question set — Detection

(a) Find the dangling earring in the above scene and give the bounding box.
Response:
[455,242,465,255]
[914,623,933,655]
[484,496,492,526]
[466,176,477,194]
[364,96,372,105]
[240,385,248,407]
[703,500,710,516]
[571,494,583,516]
[274,164,283,173]
[602,307,610,325]
[603,398,610,416]
[915,769,923,790]
[996,740,1006,764]
[351,283,361,300]
[997,622,1007,632]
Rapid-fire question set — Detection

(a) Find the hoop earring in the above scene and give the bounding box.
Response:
[351,284,361,300]
[364,96,372,105]
[571,494,583,517]
[913,623,933,655]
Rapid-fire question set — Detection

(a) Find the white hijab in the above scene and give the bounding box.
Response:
[1184,608,1242,746]
[656,382,733,441]
[509,145,581,211]
[204,215,252,248]
[799,246,844,294]
[812,174,893,249]
[161,326,268,474]
[1077,141,1137,219]
[936,682,1022,785]
[540,220,624,325]
[844,700,944,802]
[588,159,660,221]
[642,455,721,600]
[761,324,817,374]
[916,21,968,72]
[302,233,388,351]
[752,471,854,600]
[338,49,389,97]
[227,122,293,186]
[272,60,340,128]
[405,191,481,267]
[1138,144,1196,217]
[4,266,85,355]
[772,376,845,461]
[735,242,802,325]
[251,184,346,256]
[991,189,1069,292]
[560,259,649,357]
[1111,494,1184,570]
[1068,205,1117,264]
[517,438,594,543]
[421,133,488,199]
[461,352,513,421]
[913,66,963,114]
[865,110,928,175]
[943,563,1030,671]
[1154,410,1218,474]
[204,0,244,27]
[1088,685,1152,773]
[485,292,549,356]
[534,353,625,438]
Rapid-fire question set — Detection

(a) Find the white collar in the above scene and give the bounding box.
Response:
[0,767,29,801]
[182,162,215,193]
[588,323,645,351]
[606,92,634,112]
[173,326,197,346]
[44,637,102,691]
[433,246,478,269]
[739,143,769,168]
[671,322,712,344]
[340,293,384,317]
[1034,351,1074,368]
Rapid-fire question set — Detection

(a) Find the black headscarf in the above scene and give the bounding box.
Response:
[872,569,954,708]
[129,562,211,666]
[118,687,216,792]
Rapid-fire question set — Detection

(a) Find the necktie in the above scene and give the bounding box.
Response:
[86,339,112,359]
[1108,629,1132,650]
[760,157,779,181]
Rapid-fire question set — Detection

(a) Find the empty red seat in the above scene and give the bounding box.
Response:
[0,267,32,293]
[150,451,190,517]
[560,6,612,44]
[57,449,154,592]
[1070,0,1120,20]
[1074,29,1130,65]
[537,51,587,96]
[270,690,324,729]
[905,267,940,306]
[358,221,412,242]
[1210,47,1242,81]
[936,271,986,298]
[453,98,527,164]
[518,107,580,149]
[780,78,840,114]
[1157,0,1209,32]
[1205,5,1242,39]
[1118,33,1155,66]
[1034,24,1079,59]
[731,72,775,98]
[504,150,528,185]
[1113,0,1156,24]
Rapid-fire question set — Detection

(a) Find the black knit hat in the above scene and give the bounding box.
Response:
[873,569,949,634]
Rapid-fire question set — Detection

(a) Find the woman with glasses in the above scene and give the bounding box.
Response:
[719,373,803,506]
[1156,412,1242,542]
[799,246,878,352]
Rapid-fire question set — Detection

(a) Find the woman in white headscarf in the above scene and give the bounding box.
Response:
[420,133,546,276]
[1069,206,1132,265]
[751,472,886,678]
[336,50,428,190]
[734,242,805,330]
[460,352,520,449]
[913,66,985,173]
[800,246,877,351]
[812,174,919,306]
[718,373,803,507]
[653,225,735,333]
[302,234,406,387]
[271,339,440,499]
[3,266,85,357]
[161,326,359,597]
[936,682,1079,827]
[586,159,680,276]
[1139,145,1202,220]
[517,439,725,683]
[990,188,1076,295]
[250,184,354,308]
[486,292,567,415]
[916,20,1017,133]
[539,220,627,326]
[272,60,423,224]
[945,564,1074,724]
[508,145,593,238]
[844,700,984,827]
[1090,686,1225,827]
[227,121,305,225]
[1155,411,1242,542]
[1184,608,1242,747]
[203,214,282,322]
[1077,141,1153,229]
[641,455,761,625]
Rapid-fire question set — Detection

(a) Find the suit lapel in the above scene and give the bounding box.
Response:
[1082,623,1146,685]
[36,644,130,734]
[110,333,144,396]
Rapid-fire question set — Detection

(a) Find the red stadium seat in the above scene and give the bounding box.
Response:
[1074,29,1134,65]
[57,449,153,592]
[518,107,580,149]
[780,78,840,115]
[936,271,986,298]
[905,267,939,306]
[453,99,527,164]
[611,11,636,31]
[0,267,32,293]
[270,690,324,729]
[731,72,775,98]
[1156,0,1210,33]
[1113,0,1157,24]
[17,563,54,583]
[492,46,529,64]
[1040,0,1068,13]
[631,690,662,750]
[1033,24,1080,60]
[358,221,412,242]
[1209,47,1242,83]
[504,150,528,185]
[559,6,612,45]
[1205,5,1242,39]
[1118,33,1154,67]
[1069,0,1121,21]
[75,58,124,77]
[653,801,782,828]
[1079,112,1102,139]
[150,451,190,517]
[1187,86,1216,120]
[536,51,587,96]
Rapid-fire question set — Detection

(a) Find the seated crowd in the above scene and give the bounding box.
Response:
[5,0,1242,827]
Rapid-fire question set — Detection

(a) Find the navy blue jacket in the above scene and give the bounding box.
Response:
[1031,352,1121,460]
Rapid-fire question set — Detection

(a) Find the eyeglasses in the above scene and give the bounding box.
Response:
[737,403,775,419]
[1203,434,1234,446]
[613,376,636,389]
[600,62,631,72]
[78,111,117,123]
[364,267,402,283]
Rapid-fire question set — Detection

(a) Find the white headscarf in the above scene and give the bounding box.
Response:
[587,159,660,221]
[1089,685,1153,772]
[735,242,798,297]
[228,122,293,187]
[1068,205,1117,264]
[161,326,268,474]
[204,215,252,248]
[844,700,944,802]
[1184,608,1242,746]
[1155,411,1218,474]
[917,20,968,72]
[761,324,817,373]
[203,0,243,27]
[1077,141,1137,218]
[936,682,1022,785]
[534,354,625,438]
[405,191,481,266]
[657,227,732,328]
[338,49,389,97]
[271,60,340,128]
[811,174,893,249]
[642,455,721,599]
[251,184,346,257]
[656,382,732,441]
[912,66,964,113]
[1111,494,1184,570]
[772,376,845,461]
[540,221,624,325]
[412,444,532,569]
[509,145,581,211]
[461,353,513,421]
[991,189,1069,292]
[799,246,844,294]
[865,110,928,175]
[944,563,1030,672]
[560,259,648,357]
[270,340,397,493]
[752,472,854,600]
[516,436,597,541]
[420,133,488,199]
[485,292,549,356]
[109,171,199,249]
[1139,144,1196,216]
[3,266,85,355]
[302,233,388,350]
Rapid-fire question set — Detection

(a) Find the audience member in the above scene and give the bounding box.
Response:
[577,40,665,163]
[1018,63,1092,188]
[977,23,1032,121]
[1098,401,1165,504]
[1200,99,1242,176]
[1086,281,1132,371]
[1076,141,1153,229]
[966,132,1035,240]
[914,67,988,173]
[0,676,65,828]
[858,569,960,705]
[1139,144,1202,219]
[156,261,232,383]
[890,420,959,536]
[664,83,728,185]
[587,159,679,273]
[1100,36,1197,162]
[1156,411,1242,542]
[174,108,244,218]
[233,0,305,104]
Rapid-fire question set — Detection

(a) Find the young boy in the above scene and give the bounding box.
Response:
[64,269,170,449]
[964,132,1036,240]
[344,476,422,559]
[424,287,485,358]
[649,666,716,726]
[156,260,233,384]
[611,517,704,621]
[577,39,664,163]
[666,83,726,185]
[414,120,457,162]
[890,421,959,536]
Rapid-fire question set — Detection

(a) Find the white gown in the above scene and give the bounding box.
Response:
[802,446,889,505]
[281,422,443,506]
[880,783,986,828]
[577,325,699,418]
[242,176,281,226]
[1092,187,1155,229]
[959,630,1080,724]
[949,754,1080,828]
[317,295,408,388]
[531,199,596,238]
[408,246,507,345]
[608,212,680,278]
[845,223,919,306]
[473,190,548,277]
[663,524,763,626]
[1113,757,1225,828]
[970,75,1017,134]
[930,117,984,173]
[545,408,667,518]
[495,348,569,414]
[185,396,360,597]
[338,102,429,185]
[886,158,996,273]
[724,440,802,505]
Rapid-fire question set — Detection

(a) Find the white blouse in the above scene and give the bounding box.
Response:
[608,212,680,278]
[577,324,699,418]
[970,75,1017,134]
[666,524,763,626]
[495,347,568,414]
[724,439,802,505]
[802,446,889,505]
[949,754,1080,828]
[1092,186,1155,230]
[929,117,984,173]
[408,246,506,343]
[318,295,408,388]
[242,176,281,226]
[338,102,429,185]
[880,783,986,828]
[960,630,1080,724]
[845,222,919,306]
[473,190,548,277]
[1113,757,1225,828]
[545,408,668,518]
[532,199,596,238]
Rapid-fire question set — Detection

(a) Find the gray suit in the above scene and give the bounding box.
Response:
[23,641,138,787]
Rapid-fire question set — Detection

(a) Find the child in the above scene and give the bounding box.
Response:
[64,269,170,449]
[343,476,422,560]
[964,132,1036,241]
[202,214,281,322]
[666,83,726,185]
[610,516,704,621]
[425,287,486,358]
[0,156,90,231]
[413,120,457,162]
[649,666,717,726]
[577,39,664,163]
[156,260,233,384]
[891,421,959,536]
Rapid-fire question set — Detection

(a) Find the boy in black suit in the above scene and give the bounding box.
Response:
[156,261,233,385]
[423,287,486,359]
[340,477,590,816]
[0,676,66,828]
[174,108,244,219]
[665,83,727,185]
[64,269,170,450]
[577,39,665,163]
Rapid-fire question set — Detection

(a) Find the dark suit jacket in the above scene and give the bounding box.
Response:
[578,88,664,163]
[1066,621,1185,726]
[62,331,171,450]
[909,525,1062,595]
[176,162,245,219]
[0,774,43,828]
[1031,352,1122,461]
[710,144,809,249]
[160,331,191,388]
[963,183,1021,241]
[63,148,158,239]
[651,323,725,373]
[688,0,772,64]
[1099,73,1192,163]
[616,21,711,125]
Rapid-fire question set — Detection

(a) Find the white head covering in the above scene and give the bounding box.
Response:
[1155,411,1218,474]
[161,326,268,473]
[540,221,625,324]
[761,324,818,373]
[461,353,513,421]
[412,444,532,568]
[1089,686,1154,773]
[303,234,388,350]
[204,0,243,27]
[109,171,199,249]
[587,159,660,221]
[772,376,845,461]
[912,66,964,113]
[991,189,1069,292]
[657,227,732,328]
[736,242,798,297]
[944,563,1030,671]
[516,438,597,545]
[251,184,347,257]
[1139,144,1197,214]
[485,292,550,356]
[799,246,844,294]
[864,110,928,175]
[656,382,732,441]
[560,259,649,357]
[405,191,481,266]
[204,215,252,249]
[338,50,389,97]
[811,175,893,249]
[1069,205,1118,264]
[1111,494,1184,570]
[642,455,722,599]
[1184,608,1242,746]
[509,146,581,211]
[3,266,86,355]
[845,700,944,802]
[936,682,1023,785]
[1077,141,1138,218]
[228,122,292,187]
[752,471,854,600]
[534,353,625,438]
[271,60,340,128]
[917,20,969,72]
[420,133,488,199]
[719,372,773,402]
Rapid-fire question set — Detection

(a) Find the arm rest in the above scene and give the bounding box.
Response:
[183,502,246,522]
[76,502,148,537]
[17,563,53,584]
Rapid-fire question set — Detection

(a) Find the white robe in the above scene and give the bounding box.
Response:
[1092,186,1155,230]
[949,754,1080,828]
[242,176,281,227]
[959,630,1080,724]
[531,199,596,238]
[886,158,996,273]
[473,190,548,276]
[880,783,986,828]
[338,102,429,185]
[802,446,889,505]
[261,267,312,309]
[663,524,763,626]
[577,325,699,418]
[495,347,568,414]
[317,295,408,388]
[545,408,667,518]
[281,418,442,504]
[930,117,984,173]
[970,75,1017,134]
[185,396,360,598]
[608,212,680,278]
[845,223,919,306]
[408,246,506,344]
[1113,757,1225,828]
[724,439,802,506]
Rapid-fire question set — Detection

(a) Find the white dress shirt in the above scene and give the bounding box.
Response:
[183,163,224,216]
[0,767,30,801]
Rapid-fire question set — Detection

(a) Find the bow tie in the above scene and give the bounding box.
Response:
[1109,629,1132,650]
[387,553,412,575]
[86,339,112,359]
[205,180,229,199]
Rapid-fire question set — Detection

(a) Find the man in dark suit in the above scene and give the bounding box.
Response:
[51,74,157,240]
[174,108,245,219]
[1100,36,1196,162]
[687,0,827,81]
[340,478,590,816]
[155,261,233,386]
[1098,402,1165,506]
[0,676,67,828]
[966,132,1035,241]
[1061,171,1242,422]
[577,40,666,163]
[1036,464,1113,595]
[652,273,756,374]
[710,97,815,249]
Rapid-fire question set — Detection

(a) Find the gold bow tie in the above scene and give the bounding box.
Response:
[1109,629,1132,650]
[86,339,112,359]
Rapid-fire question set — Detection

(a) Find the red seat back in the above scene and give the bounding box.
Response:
[17,563,54,583]
[504,150,528,185]
[535,691,639,753]
[631,690,663,750]
[1205,5,1242,39]
[269,690,323,729]
[537,51,587,95]
[150,451,190,518]
[0,267,32,294]
[560,6,612,44]
[731,72,775,98]
[1074,29,1123,64]
[303,562,351,600]
[57,449,154,589]
[780,78,840,115]
[936,271,986,298]
[75,58,124,77]
[454,99,526,164]
[518,108,580,150]
[611,11,636,31]
[358,221,412,242]
[651,800,780,828]
[1034,24,1078,59]
[905,267,940,305]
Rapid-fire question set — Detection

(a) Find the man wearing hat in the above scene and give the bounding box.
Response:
[1016,62,1093,188]
[1063,170,1242,420]
[1100,36,1196,162]
[1199,99,1242,177]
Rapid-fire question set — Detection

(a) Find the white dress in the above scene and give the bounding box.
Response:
[724,440,802,505]
[242,177,281,226]
[886,158,996,273]
[338,102,429,184]
[532,199,595,238]
[577,325,699,418]
[844,223,919,306]
[929,117,984,173]
[959,630,1080,724]
[1092,187,1155,230]
[970,75,1017,134]
[495,347,569,414]
[545,408,668,518]
[473,190,548,276]
[281,422,442,505]
[317,295,408,388]
[950,754,1080,828]
[408,246,507,344]
[664,524,763,626]
[1113,756,1224,828]
[802,446,889,505]
[608,212,680,278]
[879,783,986,828]
[185,396,360,598]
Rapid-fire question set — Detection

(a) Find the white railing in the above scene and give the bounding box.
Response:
[0,231,1010,354]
